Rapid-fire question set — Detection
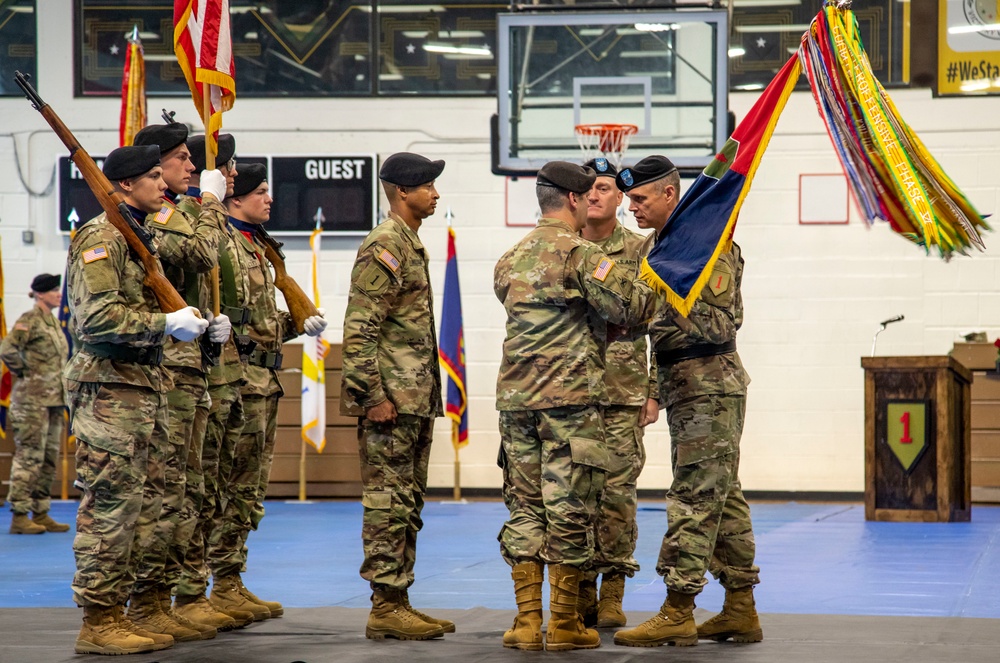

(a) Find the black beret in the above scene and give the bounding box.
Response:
[30,273,61,293]
[536,161,596,194]
[616,155,678,192]
[583,157,618,179]
[102,145,161,181]
[231,163,267,198]
[379,152,445,187]
[187,134,236,171]
[133,122,189,154]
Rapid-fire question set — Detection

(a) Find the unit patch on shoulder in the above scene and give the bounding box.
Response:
[377,248,401,273]
[593,257,614,282]
[82,245,108,264]
[708,271,730,295]
[152,206,174,225]
[13,322,29,332]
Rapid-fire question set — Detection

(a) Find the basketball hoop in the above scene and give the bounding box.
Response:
[574,123,638,169]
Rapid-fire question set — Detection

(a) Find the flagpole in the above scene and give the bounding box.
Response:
[202,83,221,318]
[60,417,69,500]
[453,429,461,501]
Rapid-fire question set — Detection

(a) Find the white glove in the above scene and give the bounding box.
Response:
[302,308,327,337]
[164,306,209,342]
[200,169,227,201]
[207,313,232,343]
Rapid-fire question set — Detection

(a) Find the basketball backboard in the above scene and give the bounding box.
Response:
[494,9,729,175]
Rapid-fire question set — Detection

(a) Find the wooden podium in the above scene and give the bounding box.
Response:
[862,356,972,522]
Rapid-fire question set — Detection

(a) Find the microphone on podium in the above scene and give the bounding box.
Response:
[871,315,905,357]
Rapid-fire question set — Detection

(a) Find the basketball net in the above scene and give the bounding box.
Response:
[574,123,638,169]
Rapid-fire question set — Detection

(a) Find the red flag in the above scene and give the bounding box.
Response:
[0,237,10,439]
[173,1,235,153]
[119,26,147,147]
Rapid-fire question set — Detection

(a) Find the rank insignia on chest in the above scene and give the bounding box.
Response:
[152,206,174,224]
[593,257,614,282]
[378,248,401,273]
[82,245,108,264]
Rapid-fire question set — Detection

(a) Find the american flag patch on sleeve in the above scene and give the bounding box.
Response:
[378,248,401,273]
[82,245,108,264]
[592,257,614,282]
[152,206,174,224]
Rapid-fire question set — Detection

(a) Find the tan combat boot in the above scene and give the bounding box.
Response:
[158,588,216,639]
[613,589,698,647]
[365,587,445,640]
[114,605,174,650]
[697,586,763,643]
[174,593,240,631]
[211,574,270,621]
[75,605,159,655]
[577,572,598,627]
[9,512,45,534]
[502,560,544,650]
[238,578,284,617]
[31,511,70,532]
[597,572,627,628]
[546,564,601,651]
[402,588,454,633]
[127,590,202,642]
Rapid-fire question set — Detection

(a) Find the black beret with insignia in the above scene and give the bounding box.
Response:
[102,145,161,181]
[536,161,596,194]
[583,157,618,179]
[231,163,267,198]
[615,155,678,192]
[30,273,61,293]
[379,152,445,187]
[133,122,189,155]
[187,134,236,171]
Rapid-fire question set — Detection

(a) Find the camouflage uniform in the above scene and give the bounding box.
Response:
[647,239,759,594]
[133,193,227,597]
[494,217,656,568]
[0,305,69,516]
[589,223,656,576]
[65,213,172,608]
[341,212,442,591]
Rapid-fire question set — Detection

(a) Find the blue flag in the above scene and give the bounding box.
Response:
[438,227,468,449]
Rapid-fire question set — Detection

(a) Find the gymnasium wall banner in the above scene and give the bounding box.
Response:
[937,0,1000,96]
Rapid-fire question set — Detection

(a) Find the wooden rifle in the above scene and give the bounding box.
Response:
[254,227,320,335]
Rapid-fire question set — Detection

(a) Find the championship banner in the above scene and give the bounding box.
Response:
[937,0,1000,96]
[439,227,468,449]
[301,216,328,453]
[119,26,146,147]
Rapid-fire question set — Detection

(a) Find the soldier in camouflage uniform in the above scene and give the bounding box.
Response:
[126,122,233,642]
[66,145,209,655]
[207,163,327,622]
[341,152,451,641]
[576,159,660,629]
[611,156,761,648]
[494,161,658,652]
[1,273,70,535]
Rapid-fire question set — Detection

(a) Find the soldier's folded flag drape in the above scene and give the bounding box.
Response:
[118,26,146,147]
[302,216,328,453]
[439,227,468,449]
[0,237,10,439]
[641,4,988,316]
[173,0,235,154]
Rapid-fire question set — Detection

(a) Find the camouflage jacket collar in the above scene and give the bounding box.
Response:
[595,222,628,255]
[537,217,576,233]
[386,211,426,253]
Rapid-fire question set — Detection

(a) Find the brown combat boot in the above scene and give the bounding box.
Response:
[697,586,763,643]
[31,511,70,532]
[127,590,202,642]
[545,564,601,651]
[402,588,454,633]
[502,560,544,650]
[238,578,284,617]
[158,588,216,639]
[613,589,698,647]
[211,574,270,621]
[9,512,45,534]
[174,594,240,631]
[577,572,598,627]
[75,605,159,655]
[113,605,174,650]
[365,587,445,640]
[597,572,627,628]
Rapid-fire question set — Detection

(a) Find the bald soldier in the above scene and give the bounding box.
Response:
[1,273,70,535]
[612,156,761,648]
[66,145,208,655]
[342,152,452,641]
[494,161,657,652]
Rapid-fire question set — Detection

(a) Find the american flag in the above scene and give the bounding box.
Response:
[593,257,614,282]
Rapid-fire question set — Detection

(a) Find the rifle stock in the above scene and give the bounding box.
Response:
[14,71,186,313]
[255,229,320,335]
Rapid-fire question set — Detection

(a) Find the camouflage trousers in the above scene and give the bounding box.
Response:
[245,389,280,562]
[498,405,609,568]
[655,393,759,594]
[358,414,433,590]
[69,382,168,608]
[177,380,242,598]
[210,392,277,579]
[592,404,646,576]
[6,403,64,515]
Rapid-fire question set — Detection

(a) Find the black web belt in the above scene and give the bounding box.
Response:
[82,342,164,366]
[655,340,736,367]
[247,349,283,370]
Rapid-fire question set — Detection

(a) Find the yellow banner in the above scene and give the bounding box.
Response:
[938,0,1000,96]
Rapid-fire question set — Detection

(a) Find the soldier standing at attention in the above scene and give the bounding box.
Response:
[612,156,762,648]
[67,145,208,655]
[494,161,657,652]
[1,273,70,535]
[341,152,452,641]
[576,158,659,629]
[126,122,233,642]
